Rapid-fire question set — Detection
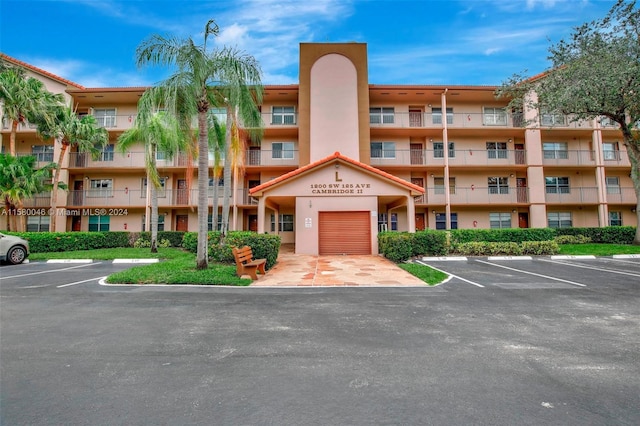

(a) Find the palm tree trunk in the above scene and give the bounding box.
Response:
[50,142,68,232]
[196,110,209,269]
[10,120,18,156]
[4,198,13,232]
[221,108,233,235]
[212,168,219,231]
[150,183,158,253]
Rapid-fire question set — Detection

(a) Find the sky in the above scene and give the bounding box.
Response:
[0,0,620,88]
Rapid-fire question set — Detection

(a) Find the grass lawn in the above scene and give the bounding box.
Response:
[558,243,640,256]
[30,247,251,286]
[398,263,448,286]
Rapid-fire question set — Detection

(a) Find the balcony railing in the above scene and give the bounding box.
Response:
[606,187,637,204]
[21,192,52,208]
[412,187,530,205]
[68,150,300,168]
[369,112,526,129]
[64,188,259,208]
[370,149,527,166]
[1,118,38,131]
[542,150,597,166]
[545,187,599,204]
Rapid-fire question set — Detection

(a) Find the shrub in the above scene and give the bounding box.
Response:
[378,232,413,263]
[555,226,635,244]
[412,230,448,256]
[7,231,130,253]
[450,228,555,244]
[181,231,281,269]
[452,240,558,256]
[555,235,592,244]
[133,238,171,248]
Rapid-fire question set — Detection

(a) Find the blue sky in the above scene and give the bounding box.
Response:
[0,0,618,88]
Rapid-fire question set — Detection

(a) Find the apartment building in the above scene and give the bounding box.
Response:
[1,43,636,255]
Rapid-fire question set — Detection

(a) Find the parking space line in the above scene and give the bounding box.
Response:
[416,260,484,288]
[0,263,101,280]
[57,276,107,288]
[539,258,640,278]
[475,259,586,287]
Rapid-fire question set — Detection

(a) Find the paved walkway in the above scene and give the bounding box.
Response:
[250,245,427,287]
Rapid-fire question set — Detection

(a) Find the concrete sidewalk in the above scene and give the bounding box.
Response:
[250,245,428,287]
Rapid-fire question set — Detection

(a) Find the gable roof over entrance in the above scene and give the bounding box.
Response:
[249,151,425,196]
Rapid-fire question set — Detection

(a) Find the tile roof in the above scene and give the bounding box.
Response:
[250,151,425,195]
[1,53,85,89]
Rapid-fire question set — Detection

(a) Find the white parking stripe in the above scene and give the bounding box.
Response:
[540,258,640,278]
[0,263,100,280]
[416,260,484,288]
[475,259,586,287]
[57,276,107,288]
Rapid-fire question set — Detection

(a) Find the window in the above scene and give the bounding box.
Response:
[272,106,296,125]
[432,107,453,125]
[88,179,113,197]
[483,107,507,126]
[207,214,223,231]
[606,176,620,194]
[141,214,165,231]
[489,212,511,229]
[88,215,110,231]
[543,142,568,159]
[547,212,572,228]
[433,141,455,158]
[609,211,622,226]
[369,107,394,124]
[434,177,455,195]
[100,144,114,161]
[142,177,167,197]
[27,215,50,232]
[599,116,616,127]
[270,214,294,232]
[371,142,396,159]
[603,142,620,161]
[31,145,54,162]
[210,107,227,124]
[545,177,570,194]
[540,109,565,126]
[435,213,458,230]
[377,213,398,232]
[486,142,508,159]
[488,177,509,194]
[93,108,116,128]
[272,142,295,159]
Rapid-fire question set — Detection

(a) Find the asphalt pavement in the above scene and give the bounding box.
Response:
[1,258,639,425]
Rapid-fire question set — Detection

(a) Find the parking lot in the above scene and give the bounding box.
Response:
[1,257,639,425]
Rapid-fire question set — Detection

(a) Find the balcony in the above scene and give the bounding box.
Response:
[65,188,259,208]
[370,149,527,167]
[245,150,299,167]
[1,118,38,132]
[545,187,599,204]
[606,187,637,204]
[369,111,525,129]
[542,150,596,166]
[21,192,51,208]
[413,187,530,205]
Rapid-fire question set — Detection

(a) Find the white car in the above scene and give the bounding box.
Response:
[0,232,29,264]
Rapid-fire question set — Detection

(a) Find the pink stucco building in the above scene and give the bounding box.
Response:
[1,43,636,254]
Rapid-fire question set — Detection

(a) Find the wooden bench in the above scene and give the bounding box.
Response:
[232,246,267,280]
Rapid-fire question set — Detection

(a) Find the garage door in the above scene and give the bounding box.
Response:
[319,211,371,255]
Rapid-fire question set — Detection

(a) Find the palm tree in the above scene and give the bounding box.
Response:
[207,47,264,234]
[37,106,109,230]
[0,154,63,232]
[135,20,263,269]
[0,64,63,156]
[117,95,185,252]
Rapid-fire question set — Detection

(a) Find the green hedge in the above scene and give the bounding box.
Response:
[452,240,559,256]
[378,230,448,262]
[7,232,130,253]
[555,226,636,244]
[182,231,281,269]
[128,231,186,247]
[450,228,556,244]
